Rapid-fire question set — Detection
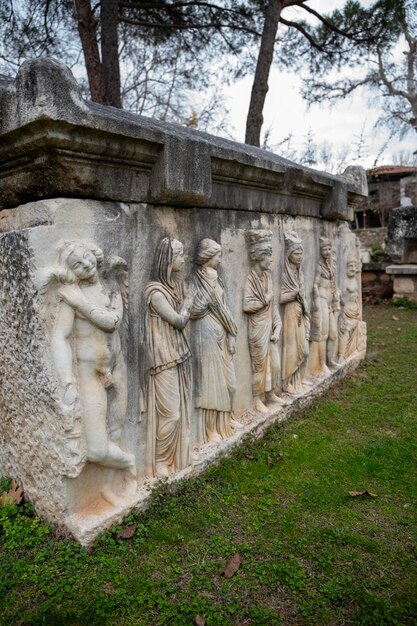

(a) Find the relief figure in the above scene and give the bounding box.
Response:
[338,256,362,361]
[309,236,340,377]
[191,239,237,445]
[280,231,310,395]
[144,237,194,478]
[43,240,135,488]
[243,230,283,414]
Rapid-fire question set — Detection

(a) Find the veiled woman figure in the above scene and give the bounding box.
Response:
[279,231,310,395]
[191,238,237,445]
[243,230,282,414]
[144,237,194,478]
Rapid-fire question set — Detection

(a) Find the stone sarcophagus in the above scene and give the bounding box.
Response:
[0,59,367,544]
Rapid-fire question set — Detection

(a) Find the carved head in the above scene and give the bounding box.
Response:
[58,240,103,282]
[195,238,222,270]
[319,236,332,260]
[347,256,358,277]
[284,231,303,265]
[155,237,184,286]
[245,229,273,269]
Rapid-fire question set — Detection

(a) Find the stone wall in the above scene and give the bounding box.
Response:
[0,59,368,544]
[361,262,393,303]
[355,227,387,252]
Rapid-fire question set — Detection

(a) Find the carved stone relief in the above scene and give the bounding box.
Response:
[338,255,363,361]
[279,231,310,395]
[309,236,340,378]
[243,230,283,414]
[191,239,238,445]
[144,237,194,478]
[1,202,367,545]
[40,240,135,500]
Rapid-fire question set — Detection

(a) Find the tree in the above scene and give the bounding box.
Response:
[244,0,402,146]
[292,0,416,139]
[0,0,254,130]
[0,0,403,148]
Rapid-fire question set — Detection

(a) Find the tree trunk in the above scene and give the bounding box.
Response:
[101,0,122,108]
[245,0,283,146]
[75,0,105,104]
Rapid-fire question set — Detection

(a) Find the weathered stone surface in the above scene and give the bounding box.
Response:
[393,276,415,294]
[386,264,417,275]
[387,205,417,263]
[0,59,368,545]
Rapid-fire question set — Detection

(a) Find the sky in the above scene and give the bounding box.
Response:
[219,0,417,172]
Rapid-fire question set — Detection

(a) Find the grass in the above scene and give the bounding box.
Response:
[1,303,416,625]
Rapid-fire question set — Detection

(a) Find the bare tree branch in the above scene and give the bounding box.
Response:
[279,17,324,51]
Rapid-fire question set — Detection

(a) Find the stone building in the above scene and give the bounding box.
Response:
[355,165,417,229]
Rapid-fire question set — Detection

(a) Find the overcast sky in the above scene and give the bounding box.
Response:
[221,0,417,171]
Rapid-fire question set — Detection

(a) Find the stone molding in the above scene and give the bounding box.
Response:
[0,58,367,216]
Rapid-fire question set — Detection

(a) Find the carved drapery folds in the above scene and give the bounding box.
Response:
[279,231,311,395]
[243,230,282,414]
[191,239,237,445]
[41,240,135,492]
[144,237,194,478]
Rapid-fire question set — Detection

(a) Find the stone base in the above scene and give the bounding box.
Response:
[386,265,417,301]
[66,351,365,546]
[362,262,393,303]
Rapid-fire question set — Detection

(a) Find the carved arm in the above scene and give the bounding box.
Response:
[151,291,191,330]
[51,301,76,389]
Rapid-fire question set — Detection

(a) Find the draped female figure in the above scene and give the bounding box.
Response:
[280,232,310,395]
[243,229,282,414]
[191,239,237,445]
[144,237,194,477]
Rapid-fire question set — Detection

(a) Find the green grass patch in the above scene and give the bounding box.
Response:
[1,303,416,625]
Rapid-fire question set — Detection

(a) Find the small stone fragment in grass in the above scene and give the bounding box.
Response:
[221,553,242,578]
[348,490,377,498]
[117,524,137,539]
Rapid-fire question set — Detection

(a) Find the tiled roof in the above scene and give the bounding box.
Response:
[368,165,417,177]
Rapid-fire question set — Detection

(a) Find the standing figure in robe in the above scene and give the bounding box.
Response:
[279,231,310,395]
[243,229,282,414]
[144,237,194,478]
[309,236,340,377]
[191,238,237,445]
[338,256,362,361]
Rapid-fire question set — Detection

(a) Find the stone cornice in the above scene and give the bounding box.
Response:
[0,58,368,218]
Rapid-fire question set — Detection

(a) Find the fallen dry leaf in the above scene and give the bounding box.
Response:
[392,315,399,321]
[0,479,24,506]
[117,524,137,539]
[195,615,206,626]
[348,490,377,498]
[221,553,241,578]
[267,452,283,466]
